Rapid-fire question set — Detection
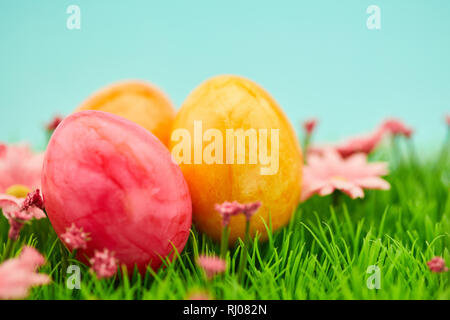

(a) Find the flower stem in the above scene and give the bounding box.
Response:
[303,134,311,163]
[237,220,250,283]
[220,225,229,259]
[332,192,341,207]
[407,139,419,168]
[391,136,404,168]
[437,129,450,169]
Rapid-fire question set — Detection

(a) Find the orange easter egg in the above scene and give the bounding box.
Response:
[169,75,302,243]
[76,81,175,146]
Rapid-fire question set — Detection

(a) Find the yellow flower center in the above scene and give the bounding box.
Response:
[6,184,31,198]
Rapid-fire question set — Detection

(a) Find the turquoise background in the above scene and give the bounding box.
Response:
[1,0,449,150]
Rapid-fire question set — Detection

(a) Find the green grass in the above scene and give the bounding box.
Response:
[1,144,449,300]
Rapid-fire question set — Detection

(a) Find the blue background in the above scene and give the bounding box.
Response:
[1,0,449,150]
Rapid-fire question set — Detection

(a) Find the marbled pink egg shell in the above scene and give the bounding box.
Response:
[42,110,192,273]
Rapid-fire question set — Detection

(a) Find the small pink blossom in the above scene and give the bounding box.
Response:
[215,201,245,226]
[301,148,390,201]
[196,255,227,279]
[306,144,332,157]
[0,143,44,194]
[0,246,51,299]
[90,249,118,279]
[7,215,28,240]
[335,128,385,158]
[308,128,385,159]
[0,192,46,240]
[303,119,318,135]
[445,114,450,126]
[61,223,90,251]
[21,189,44,211]
[381,118,414,138]
[46,115,63,131]
[215,200,262,225]
[241,201,262,221]
[427,257,448,273]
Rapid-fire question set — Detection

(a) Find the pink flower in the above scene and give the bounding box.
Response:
[301,149,390,201]
[306,144,331,157]
[335,128,385,158]
[0,191,46,240]
[215,201,245,226]
[61,223,90,251]
[445,114,450,126]
[241,201,262,221]
[381,118,413,138]
[46,115,63,132]
[22,189,45,211]
[7,215,28,241]
[215,200,262,225]
[90,249,118,279]
[308,127,385,159]
[0,246,51,299]
[427,257,448,273]
[303,118,318,135]
[0,143,44,194]
[196,255,227,279]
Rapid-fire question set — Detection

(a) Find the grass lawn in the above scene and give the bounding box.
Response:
[1,144,449,300]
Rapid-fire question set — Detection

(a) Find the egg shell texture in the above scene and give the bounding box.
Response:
[169,75,302,243]
[76,81,176,146]
[42,110,192,272]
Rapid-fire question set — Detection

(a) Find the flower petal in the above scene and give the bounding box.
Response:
[356,177,391,190]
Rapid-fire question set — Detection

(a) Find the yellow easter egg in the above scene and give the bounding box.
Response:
[76,81,175,146]
[169,75,302,243]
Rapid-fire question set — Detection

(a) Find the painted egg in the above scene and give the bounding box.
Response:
[75,81,175,146]
[42,110,192,272]
[169,75,302,244]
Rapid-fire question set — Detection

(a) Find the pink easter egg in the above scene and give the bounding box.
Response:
[42,110,192,273]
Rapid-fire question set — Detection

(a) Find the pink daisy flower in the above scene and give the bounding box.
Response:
[0,191,46,240]
[241,201,262,221]
[306,144,331,157]
[22,189,45,211]
[215,201,245,226]
[308,128,386,159]
[60,223,90,251]
[301,148,390,201]
[0,246,51,299]
[0,143,44,194]
[381,118,414,138]
[303,118,318,135]
[196,255,227,279]
[335,128,386,158]
[90,249,118,279]
[427,257,448,273]
[215,200,262,225]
